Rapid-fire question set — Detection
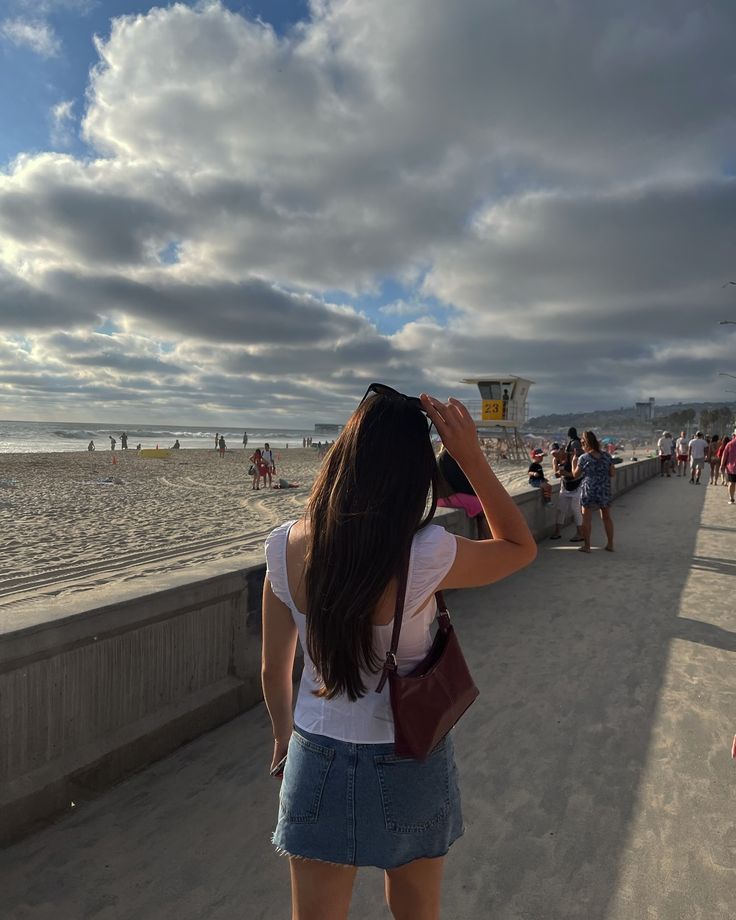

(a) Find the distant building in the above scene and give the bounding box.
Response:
[634,397,655,422]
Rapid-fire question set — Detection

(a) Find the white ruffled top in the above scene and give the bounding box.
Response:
[264,520,457,743]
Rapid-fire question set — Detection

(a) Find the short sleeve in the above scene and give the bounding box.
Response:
[405,524,458,611]
[264,520,297,608]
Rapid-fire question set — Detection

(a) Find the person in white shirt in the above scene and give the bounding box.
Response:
[261,386,536,918]
[656,431,672,478]
[688,431,709,484]
[675,431,689,477]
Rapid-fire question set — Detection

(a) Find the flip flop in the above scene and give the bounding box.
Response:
[569,536,584,542]
[549,534,562,540]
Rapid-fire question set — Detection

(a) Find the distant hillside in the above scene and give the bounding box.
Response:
[527,401,736,433]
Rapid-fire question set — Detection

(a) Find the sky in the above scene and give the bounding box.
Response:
[1,0,736,426]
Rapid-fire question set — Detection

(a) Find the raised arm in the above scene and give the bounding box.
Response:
[420,394,537,590]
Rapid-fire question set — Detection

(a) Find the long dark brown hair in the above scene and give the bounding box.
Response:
[304,391,438,700]
[582,430,601,452]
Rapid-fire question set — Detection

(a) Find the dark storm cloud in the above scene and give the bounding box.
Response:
[19,270,368,346]
[0,267,98,327]
[0,184,177,265]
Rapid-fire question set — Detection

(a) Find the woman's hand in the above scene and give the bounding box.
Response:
[420,394,484,469]
[270,737,290,780]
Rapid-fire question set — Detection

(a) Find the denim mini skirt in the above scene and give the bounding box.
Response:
[272,727,464,869]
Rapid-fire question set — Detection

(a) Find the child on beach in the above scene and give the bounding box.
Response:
[528,455,552,503]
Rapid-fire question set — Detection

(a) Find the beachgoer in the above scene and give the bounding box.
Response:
[243,431,248,449]
[135,443,141,451]
[656,431,672,477]
[218,435,226,458]
[527,452,552,503]
[262,443,275,487]
[708,434,721,484]
[215,432,219,450]
[121,432,128,450]
[716,435,730,485]
[572,430,615,553]
[675,430,689,477]
[109,436,116,451]
[688,431,708,484]
[273,478,300,489]
[549,442,584,542]
[87,440,95,452]
[261,387,536,918]
[249,448,267,489]
[502,387,510,419]
[171,439,180,449]
[436,447,491,538]
[720,432,736,504]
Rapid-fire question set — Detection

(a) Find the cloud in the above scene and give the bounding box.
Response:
[378,300,432,317]
[50,100,75,148]
[1,0,736,421]
[0,18,61,57]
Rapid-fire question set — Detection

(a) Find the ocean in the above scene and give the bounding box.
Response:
[0,420,330,453]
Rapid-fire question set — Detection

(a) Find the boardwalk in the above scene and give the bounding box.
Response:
[2,476,734,920]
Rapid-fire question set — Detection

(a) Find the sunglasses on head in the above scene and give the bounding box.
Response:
[359,382,433,432]
[360,382,425,412]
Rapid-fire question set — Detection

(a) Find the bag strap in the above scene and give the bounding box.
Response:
[375,553,410,693]
[375,559,451,693]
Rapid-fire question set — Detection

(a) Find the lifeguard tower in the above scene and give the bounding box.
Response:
[460,375,534,461]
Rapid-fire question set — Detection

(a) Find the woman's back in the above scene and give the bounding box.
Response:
[265,519,456,743]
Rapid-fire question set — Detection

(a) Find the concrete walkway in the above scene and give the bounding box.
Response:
[2,476,735,920]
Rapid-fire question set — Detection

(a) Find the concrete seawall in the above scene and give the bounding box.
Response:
[0,457,658,845]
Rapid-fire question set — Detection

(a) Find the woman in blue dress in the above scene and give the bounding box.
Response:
[572,430,615,553]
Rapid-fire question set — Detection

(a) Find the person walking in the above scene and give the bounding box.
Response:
[675,431,689,477]
[215,432,219,450]
[717,435,730,485]
[243,431,248,449]
[87,440,95,452]
[707,434,721,484]
[687,430,708,484]
[109,435,116,451]
[218,435,226,458]
[261,386,536,920]
[121,432,128,450]
[721,433,736,504]
[656,431,672,477]
[572,430,615,553]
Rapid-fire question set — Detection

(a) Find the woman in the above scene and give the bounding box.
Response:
[249,448,266,490]
[572,430,615,553]
[436,447,490,538]
[716,436,730,485]
[261,387,536,920]
[708,434,721,485]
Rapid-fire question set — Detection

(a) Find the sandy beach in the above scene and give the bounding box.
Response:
[1,447,535,609]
